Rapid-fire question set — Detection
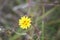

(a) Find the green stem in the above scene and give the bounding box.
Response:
[41,2,45,40]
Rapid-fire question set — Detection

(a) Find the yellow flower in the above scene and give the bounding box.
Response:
[19,16,31,29]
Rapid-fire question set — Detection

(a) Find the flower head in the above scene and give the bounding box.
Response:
[19,16,31,29]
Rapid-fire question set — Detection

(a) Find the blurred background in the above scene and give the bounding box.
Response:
[0,0,60,40]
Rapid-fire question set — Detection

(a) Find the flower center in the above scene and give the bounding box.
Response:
[23,21,27,25]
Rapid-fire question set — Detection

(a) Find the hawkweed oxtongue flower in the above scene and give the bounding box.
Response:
[19,16,31,29]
